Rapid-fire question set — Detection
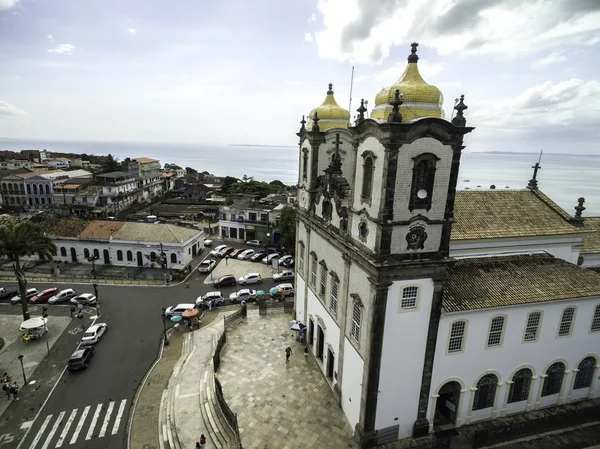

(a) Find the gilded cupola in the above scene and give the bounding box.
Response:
[307,83,350,131]
[370,42,444,122]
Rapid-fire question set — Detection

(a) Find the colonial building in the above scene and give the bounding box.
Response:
[23,174,54,210]
[96,171,138,213]
[122,157,163,200]
[294,43,600,448]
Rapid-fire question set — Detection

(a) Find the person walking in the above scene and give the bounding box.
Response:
[304,346,309,361]
[199,434,206,448]
[10,382,18,401]
[285,346,292,363]
[2,382,10,399]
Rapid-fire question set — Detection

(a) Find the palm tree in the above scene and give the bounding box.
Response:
[0,221,57,320]
[102,154,122,173]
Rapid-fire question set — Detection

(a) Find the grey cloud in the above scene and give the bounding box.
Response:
[0,100,27,116]
[430,0,504,34]
[340,0,402,51]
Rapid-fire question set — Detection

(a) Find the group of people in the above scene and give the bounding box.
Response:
[2,373,19,401]
[195,434,206,448]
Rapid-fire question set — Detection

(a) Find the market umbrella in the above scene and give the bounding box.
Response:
[182,309,199,318]
[170,315,183,322]
[256,290,265,296]
[269,287,282,296]
[288,320,306,332]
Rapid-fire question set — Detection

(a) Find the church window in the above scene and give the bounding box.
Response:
[524,311,542,342]
[27,184,31,194]
[84,248,90,259]
[486,315,506,348]
[448,320,466,353]
[351,300,362,342]
[127,251,133,261]
[409,153,439,211]
[117,250,123,261]
[361,157,374,201]
[473,374,498,410]
[33,184,38,194]
[542,362,565,396]
[60,247,67,257]
[558,307,576,337]
[94,249,100,259]
[590,304,600,332]
[574,357,596,390]
[330,275,338,317]
[302,150,308,180]
[298,242,305,271]
[310,255,317,288]
[358,220,368,242]
[400,286,419,310]
[508,368,532,403]
[319,263,327,296]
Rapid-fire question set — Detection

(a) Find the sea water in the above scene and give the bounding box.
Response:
[1,138,598,215]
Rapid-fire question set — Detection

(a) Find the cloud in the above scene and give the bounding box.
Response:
[48,44,76,55]
[309,13,317,22]
[314,0,600,64]
[0,0,19,11]
[531,51,567,69]
[305,32,313,42]
[47,34,54,40]
[0,100,27,117]
[128,28,136,34]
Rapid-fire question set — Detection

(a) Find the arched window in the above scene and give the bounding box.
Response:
[574,357,596,390]
[84,248,90,259]
[150,252,156,262]
[127,251,133,261]
[39,184,43,194]
[350,298,362,342]
[28,198,33,206]
[171,253,177,263]
[558,307,576,337]
[448,320,467,353]
[409,153,439,211]
[93,249,99,259]
[508,368,532,403]
[10,197,14,205]
[524,311,542,342]
[302,150,308,180]
[590,304,600,333]
[60,247,67,257]
[117,250,123,261]
[26,184,31,194]
[33,184,37,194]
[361,157,374,200]
[45,184,50,194]
[487,315,506,348]
[41,197,45,204]
[473,374,498,410]
[34,197,39,204]
[542,362,566,396]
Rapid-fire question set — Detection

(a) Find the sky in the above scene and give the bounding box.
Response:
[0,0,599,153]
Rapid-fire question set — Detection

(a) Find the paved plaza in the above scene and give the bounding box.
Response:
[217,309,357,449]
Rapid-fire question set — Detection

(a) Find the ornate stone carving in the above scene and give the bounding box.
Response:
[406,224,428,250]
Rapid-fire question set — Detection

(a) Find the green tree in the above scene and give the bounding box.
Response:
[102,154,122,173]
[279,205,297,251]
[164,163,182,170]
[221,176,239,194]
[269,180,285,187]
[0,221,57,320]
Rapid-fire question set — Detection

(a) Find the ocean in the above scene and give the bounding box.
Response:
[1,138,599,216]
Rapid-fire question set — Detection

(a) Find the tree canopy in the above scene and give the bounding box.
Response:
[279,205,297,251]
[164,163,183,170]
[101,154,122,173]
[221,175,290,198]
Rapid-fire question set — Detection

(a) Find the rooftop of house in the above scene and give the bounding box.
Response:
[37,217,92,238]
[581,217,600,255]
[96,171,132,179]
[443,253,600,312]
[0,168,33,178]
[132,157,159,163]
[451,189,586,240]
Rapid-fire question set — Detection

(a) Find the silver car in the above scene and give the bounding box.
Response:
[71,293,98,306]
[11,288,39,305]
[81,323,108,345]
[49,288,78,304]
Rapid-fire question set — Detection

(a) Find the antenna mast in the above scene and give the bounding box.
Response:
[348,66,354,125]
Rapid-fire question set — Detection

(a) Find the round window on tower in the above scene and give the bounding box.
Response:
[417,189,428,199]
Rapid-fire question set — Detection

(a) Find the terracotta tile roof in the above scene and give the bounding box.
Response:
[443,253,600,312]
[581,217,600,254]
[112,222,200,243]
[37,218,92,238]
[79,221,125,239]
[451,190,585,240]
[133,157,158,163]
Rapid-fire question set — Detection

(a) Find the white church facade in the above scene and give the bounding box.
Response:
[294,43,600,448]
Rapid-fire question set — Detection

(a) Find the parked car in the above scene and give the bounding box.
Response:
[198,259,217,273]
[213,274,236,288]
[250,251,267,262]
[261,253,280,264]
[203,238,213,247]
[49,288,78,304]
[229,289,257,303]
[279,255,293,265]
[81,323,108,345]
[230,248,245,258]
[0,287,18,300]
[218,246,236,258]
[273,270,295,282]
[70,293,98,306]
[245,240,262,247]
[238,273,262,285]
[196,291,224,308]
[11,288,39,305]
[67,347,95,371]
[29,288,60,304]
[270,283,295,299]
[281,258,295,268]
[237,249,255,260]
[164,303,196,318]
[209,244,228,257]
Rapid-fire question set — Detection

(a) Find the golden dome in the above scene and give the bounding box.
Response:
[371,43,444,122]
[307,83,350,131]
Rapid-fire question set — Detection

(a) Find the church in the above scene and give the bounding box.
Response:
[294,43,600,447]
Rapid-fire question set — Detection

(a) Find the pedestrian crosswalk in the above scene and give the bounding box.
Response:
[25,399,127,448]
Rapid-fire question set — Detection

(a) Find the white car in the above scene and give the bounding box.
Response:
[164,303,196,318]
[245,240,262,247]
[237,249,255,260]
[196,291,224,308]
[238,273,262,285]
[11,288,40,305]
[203,238,213,247]
[261,253,280,264]
[210,244,227,257]
[273,270,294,282]
[81,323,108,345]
[49,288,78,304]
[229,289,257,303]
[198,259,217,273]
[70,293,98,306]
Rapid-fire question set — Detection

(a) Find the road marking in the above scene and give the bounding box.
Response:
[69,405,89,445]
[98,401,114,438]
[28,414,52,449]
[20,421,33,430]
[111,399,126,435]
[85,404,102,441]
[56,409,77,448]
[41,411,63,449]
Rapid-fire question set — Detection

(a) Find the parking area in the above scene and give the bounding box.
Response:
[201,257,288,285]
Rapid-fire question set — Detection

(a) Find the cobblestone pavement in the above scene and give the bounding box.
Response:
[217,309,356,449]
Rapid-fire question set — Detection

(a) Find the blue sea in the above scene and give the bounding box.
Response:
[1,138,599,216]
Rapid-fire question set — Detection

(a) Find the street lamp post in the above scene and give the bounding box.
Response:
[266,232,270,264]
[88,255,101,317]
[42,307,49,355]
[161,308,169,346]
[17,355,27,385]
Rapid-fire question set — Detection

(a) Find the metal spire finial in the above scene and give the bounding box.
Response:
[299,115,306,132]
[312,111,320,132]
[451,94,468,127]
[526,151,543,190]
[388,89,403,123]
[356,99,367,124]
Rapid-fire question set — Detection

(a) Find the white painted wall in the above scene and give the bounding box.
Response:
[306,288,341,378]
[376,278,435,438]
[429,296,600,429]
[342,337,364,431]
[353,136,386,218]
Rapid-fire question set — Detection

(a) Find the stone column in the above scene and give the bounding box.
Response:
[557,369,570,404]
[466,386,477,424]
[501,380,513,417]
[534,374,547,408]
[567,369,578,403]
[526,375,538,411]
[491,381,504,418]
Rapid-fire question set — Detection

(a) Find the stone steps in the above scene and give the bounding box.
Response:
[199,367,235,448]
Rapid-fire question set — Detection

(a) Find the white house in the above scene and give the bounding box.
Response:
[47,158,71,169]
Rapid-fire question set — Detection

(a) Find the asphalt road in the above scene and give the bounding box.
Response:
[0,240,291,449]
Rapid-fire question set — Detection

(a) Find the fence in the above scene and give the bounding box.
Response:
[258,298,294,315]
[214,375,243,449]
[213,330,226,371]
[224,308,244,328]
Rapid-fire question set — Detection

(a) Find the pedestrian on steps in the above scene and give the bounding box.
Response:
[10,382,18,401]
[199,433,207,448]
[304,346,309,361]
[285,346,293,363]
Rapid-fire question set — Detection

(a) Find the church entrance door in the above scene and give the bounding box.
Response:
[327,348,334,379]
[434,381,461,428]
[308,319,314,346]
[317,326,324,360]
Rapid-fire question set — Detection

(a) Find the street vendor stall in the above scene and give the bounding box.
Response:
[20,317,48,342]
